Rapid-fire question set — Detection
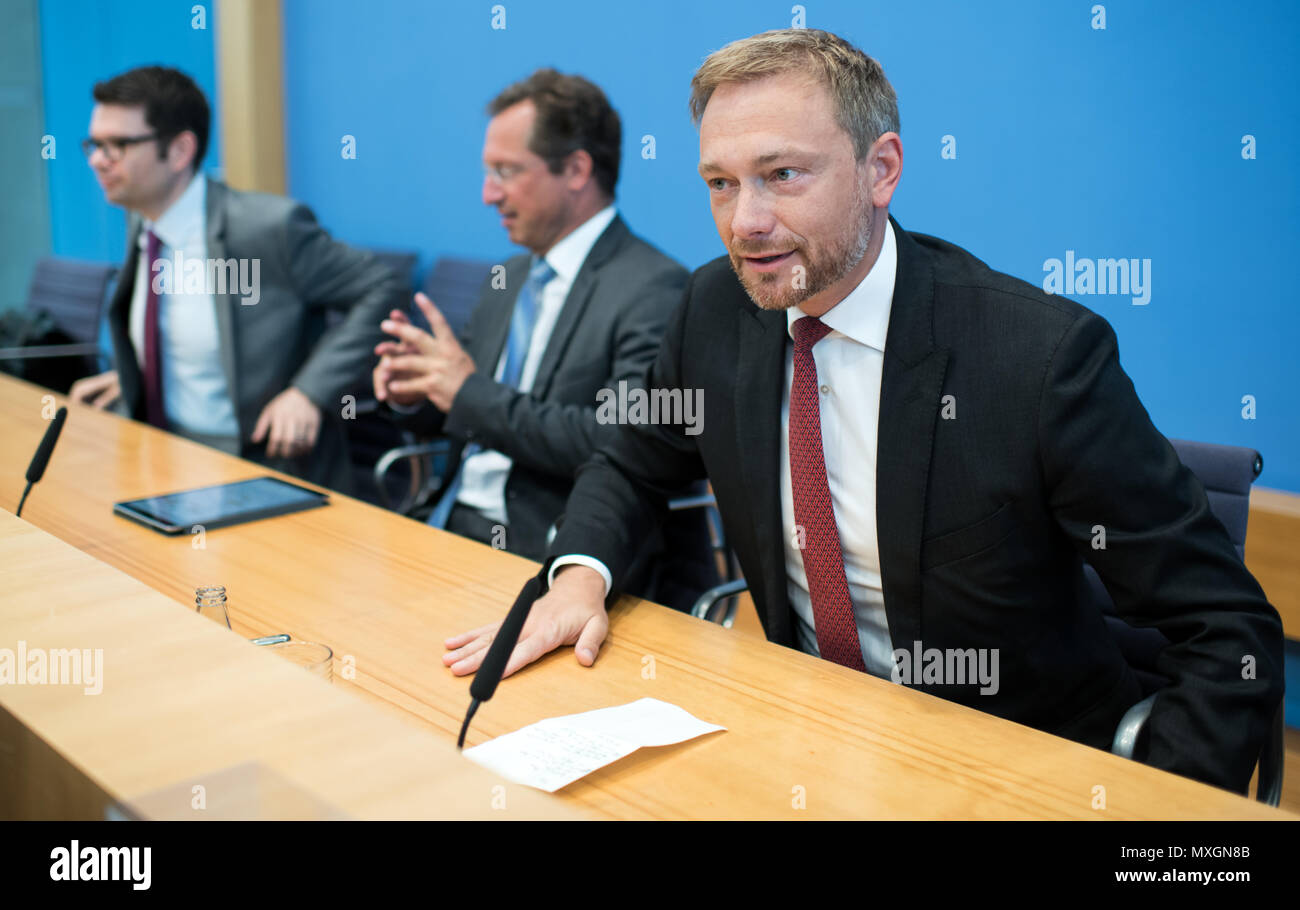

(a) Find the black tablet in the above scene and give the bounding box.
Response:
[113,477,329,535]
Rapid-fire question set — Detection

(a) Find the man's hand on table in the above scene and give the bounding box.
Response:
[251,386,322,458]
[443,565,609,678]
[69,370,121,409]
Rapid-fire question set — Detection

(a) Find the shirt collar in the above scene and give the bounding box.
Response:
[141,172,206,250]
[786,217,896,353]
[540,205,617,283]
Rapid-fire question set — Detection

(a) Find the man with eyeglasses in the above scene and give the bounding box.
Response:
[373,69,716,610]
[70,65,403,493]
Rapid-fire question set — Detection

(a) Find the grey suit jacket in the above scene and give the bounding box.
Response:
[398,215,713,600]
[107,177,406,491]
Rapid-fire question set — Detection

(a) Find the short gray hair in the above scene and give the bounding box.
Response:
[688,28,900,159]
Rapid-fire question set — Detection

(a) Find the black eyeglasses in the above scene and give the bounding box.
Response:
[80,134,159,161]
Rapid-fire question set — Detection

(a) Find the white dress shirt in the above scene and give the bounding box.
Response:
[128,173,239,438]
[454,206,618,524]
[781,218,896,676]
[554,220,899,679]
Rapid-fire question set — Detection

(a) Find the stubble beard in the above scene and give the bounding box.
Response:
[732,193,875,312]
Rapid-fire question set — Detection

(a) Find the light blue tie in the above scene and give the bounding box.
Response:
[428,256,556,529]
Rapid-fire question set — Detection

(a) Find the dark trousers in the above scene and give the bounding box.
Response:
[445,503,507,549]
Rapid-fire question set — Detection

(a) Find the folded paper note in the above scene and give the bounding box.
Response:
[463,697,726,792]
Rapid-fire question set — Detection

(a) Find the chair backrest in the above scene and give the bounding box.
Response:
[365,248,420,295]
[1088,438,1261,611]
[419,256,495,340]
[1089,438,1262,682]
[1165,438,1261,558]
[24,257,117,344]
[324,248,420,332]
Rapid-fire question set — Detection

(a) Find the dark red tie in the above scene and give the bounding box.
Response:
[141,229,165,428]
[789,316,866,671]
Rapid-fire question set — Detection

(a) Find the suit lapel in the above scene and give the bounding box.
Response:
[204,179,242,436]
[876,217,949,648]
[108,217,143,416]
[735,304,794,643]
[530,216,629,398]
[474,257,529,373]
[108,219,140,325]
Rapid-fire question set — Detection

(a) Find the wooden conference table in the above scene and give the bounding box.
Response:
[0,510,576,820]
[0,374,1291,819]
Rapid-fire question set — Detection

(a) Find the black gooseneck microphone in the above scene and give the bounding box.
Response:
[16,406,67,518]
[457,557,555,749]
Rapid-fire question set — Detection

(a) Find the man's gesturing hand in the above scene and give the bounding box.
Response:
[376,293,475,412]
[372,309,426,407]
[443,565,609,679]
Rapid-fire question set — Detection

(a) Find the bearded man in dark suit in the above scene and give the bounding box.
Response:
[443,30,1283,795]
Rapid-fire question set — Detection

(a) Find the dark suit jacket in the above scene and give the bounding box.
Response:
[108,177,406,492]
[397,215,716,605]
[551,215,1284,794]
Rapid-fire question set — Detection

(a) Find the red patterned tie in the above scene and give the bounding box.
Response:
[789,316,866,671]
[141,229,165,428]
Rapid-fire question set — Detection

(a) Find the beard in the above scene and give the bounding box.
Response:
[729,193,874,311]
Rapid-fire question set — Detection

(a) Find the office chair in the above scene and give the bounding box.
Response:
[1103,439,1283,805]
[364,248,420,297]
[415,255,497,340]
[690,437,1285,804]
[669,488,739,587]
[370,256,496,511]
[324,248,420,504]
[0,257,116,392]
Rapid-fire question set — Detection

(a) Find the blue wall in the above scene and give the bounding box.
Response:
[33,0,1299,492]
[280,0,1300,492]
[40,0,221,263]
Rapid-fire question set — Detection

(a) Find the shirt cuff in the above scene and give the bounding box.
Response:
[548,555,613,598]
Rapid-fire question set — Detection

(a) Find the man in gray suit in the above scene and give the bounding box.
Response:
[70,66,403,493]
[374,69,714,607]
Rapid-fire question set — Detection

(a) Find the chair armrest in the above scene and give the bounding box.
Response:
[0,342,102,361]
[351,396,380,417]
[373,438,450,512]
[690,579,749,627]
[668,492,716,511]
[667,489,739,584]
[1110,693,1157,759]
[1111,692,1284,806]
[1256,699,1284,806]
